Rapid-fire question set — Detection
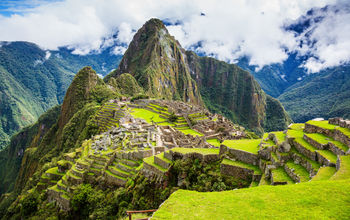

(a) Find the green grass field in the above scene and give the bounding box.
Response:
[171,147,219,155]
[143,156,168,172]
[285,161,310,182]
[271,131,286,144]
[289,123,305,131]
[271,167,294,184]
[222,139,260,154]
[152,180,350,219]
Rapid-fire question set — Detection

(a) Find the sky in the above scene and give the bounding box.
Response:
[0,0,349,73]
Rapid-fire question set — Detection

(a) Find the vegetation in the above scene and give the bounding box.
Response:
[153,180,350,219]
[222,139,261,154]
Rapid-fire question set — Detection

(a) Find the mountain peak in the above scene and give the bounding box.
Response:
[105,18,203,105]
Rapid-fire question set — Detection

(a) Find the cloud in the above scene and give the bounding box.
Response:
[0,0,348,73]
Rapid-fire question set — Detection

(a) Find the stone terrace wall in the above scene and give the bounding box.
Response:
[220,163,254,181]
[219,145,259,165]
[304,123,334,137]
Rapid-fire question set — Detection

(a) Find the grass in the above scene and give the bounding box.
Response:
[175,128,203,137]
[306,120,336,130]
[312,167,337,181]
[271,167,294,184]
[143,156,168,172]
[152,180,350,219]
[290,147,320,170]
[130,108,165,124]
[206,139,221,147]
[155,152,172,164]
[330,155,350,180]
[271,131,286,144]
[305,133,331,145]
[221,159,261,174]
[105,170,127,180]
[222,139,261,154]
[171,147,219,155]
[294,137,317,152]
[285,161,310,182]
[286,129,304,138]
[336,127,350,139]
[317,150,337,164]
[289,123,305,131]
[46,167,64,176]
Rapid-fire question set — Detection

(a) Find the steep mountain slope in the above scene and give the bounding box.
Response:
[0,42,122,149]
[279,65,350,122]
[0,67,118,196]
[105,19,202,105]
[106,18,291,133]
[186,53,291,133]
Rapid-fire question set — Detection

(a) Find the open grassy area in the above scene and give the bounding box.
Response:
[222,139,260,154]
[153,180,350,219]
[155,152,172,164]
[171,147,219,155]
[331,155,350,180]
[206,139,221,147]
[130,108,165,124]
[312,167,336,181]
[221,159,261,174]
[306,120,336,130]
[175,128,203,137]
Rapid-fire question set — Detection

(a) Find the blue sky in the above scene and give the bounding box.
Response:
[0,0,62,16]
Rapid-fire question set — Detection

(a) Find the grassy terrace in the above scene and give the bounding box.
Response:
[152,180,350,219]
[271,167,294,184]
[290,148,320,170]
[155,152,172,164]
[105,170,126,180]
[206,139,221,147]
[317,150,337,164]
[130,108,165,124]
[175,128,203,137]
[46,167,64,176]
[331,155,350,180]
[221,159,261,174]
[305,133,348,152]
[222,139,261,154]
[261,133,275,147]
[306,120,336,130]
[271,131,286,144]
[294,137,317,152]
[286,129,304,138]
[171,147,219,155]
[143,156,168,172]
[289,123,305,131]
[337,127,350,139]
[285,161,310,182]
[312,167,336,181]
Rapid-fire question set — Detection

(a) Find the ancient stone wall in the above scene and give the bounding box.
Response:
[219,145,259,165]
[220,163,254,181]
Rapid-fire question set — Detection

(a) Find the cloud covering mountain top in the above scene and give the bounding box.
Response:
[0,0,348,73]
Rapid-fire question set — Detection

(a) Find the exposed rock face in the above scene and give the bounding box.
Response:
[106,19,202,105]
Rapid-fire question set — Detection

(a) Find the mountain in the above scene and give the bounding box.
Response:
[105,19,202,105]
[279,65,350,122]
[0,42,122,149]
[106,18,291,133]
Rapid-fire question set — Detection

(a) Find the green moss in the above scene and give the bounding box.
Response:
[221,159,261,174]
[222,139,261,154]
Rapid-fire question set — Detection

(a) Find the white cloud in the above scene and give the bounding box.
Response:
[45,51,51,60]
[0,0,348,73]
